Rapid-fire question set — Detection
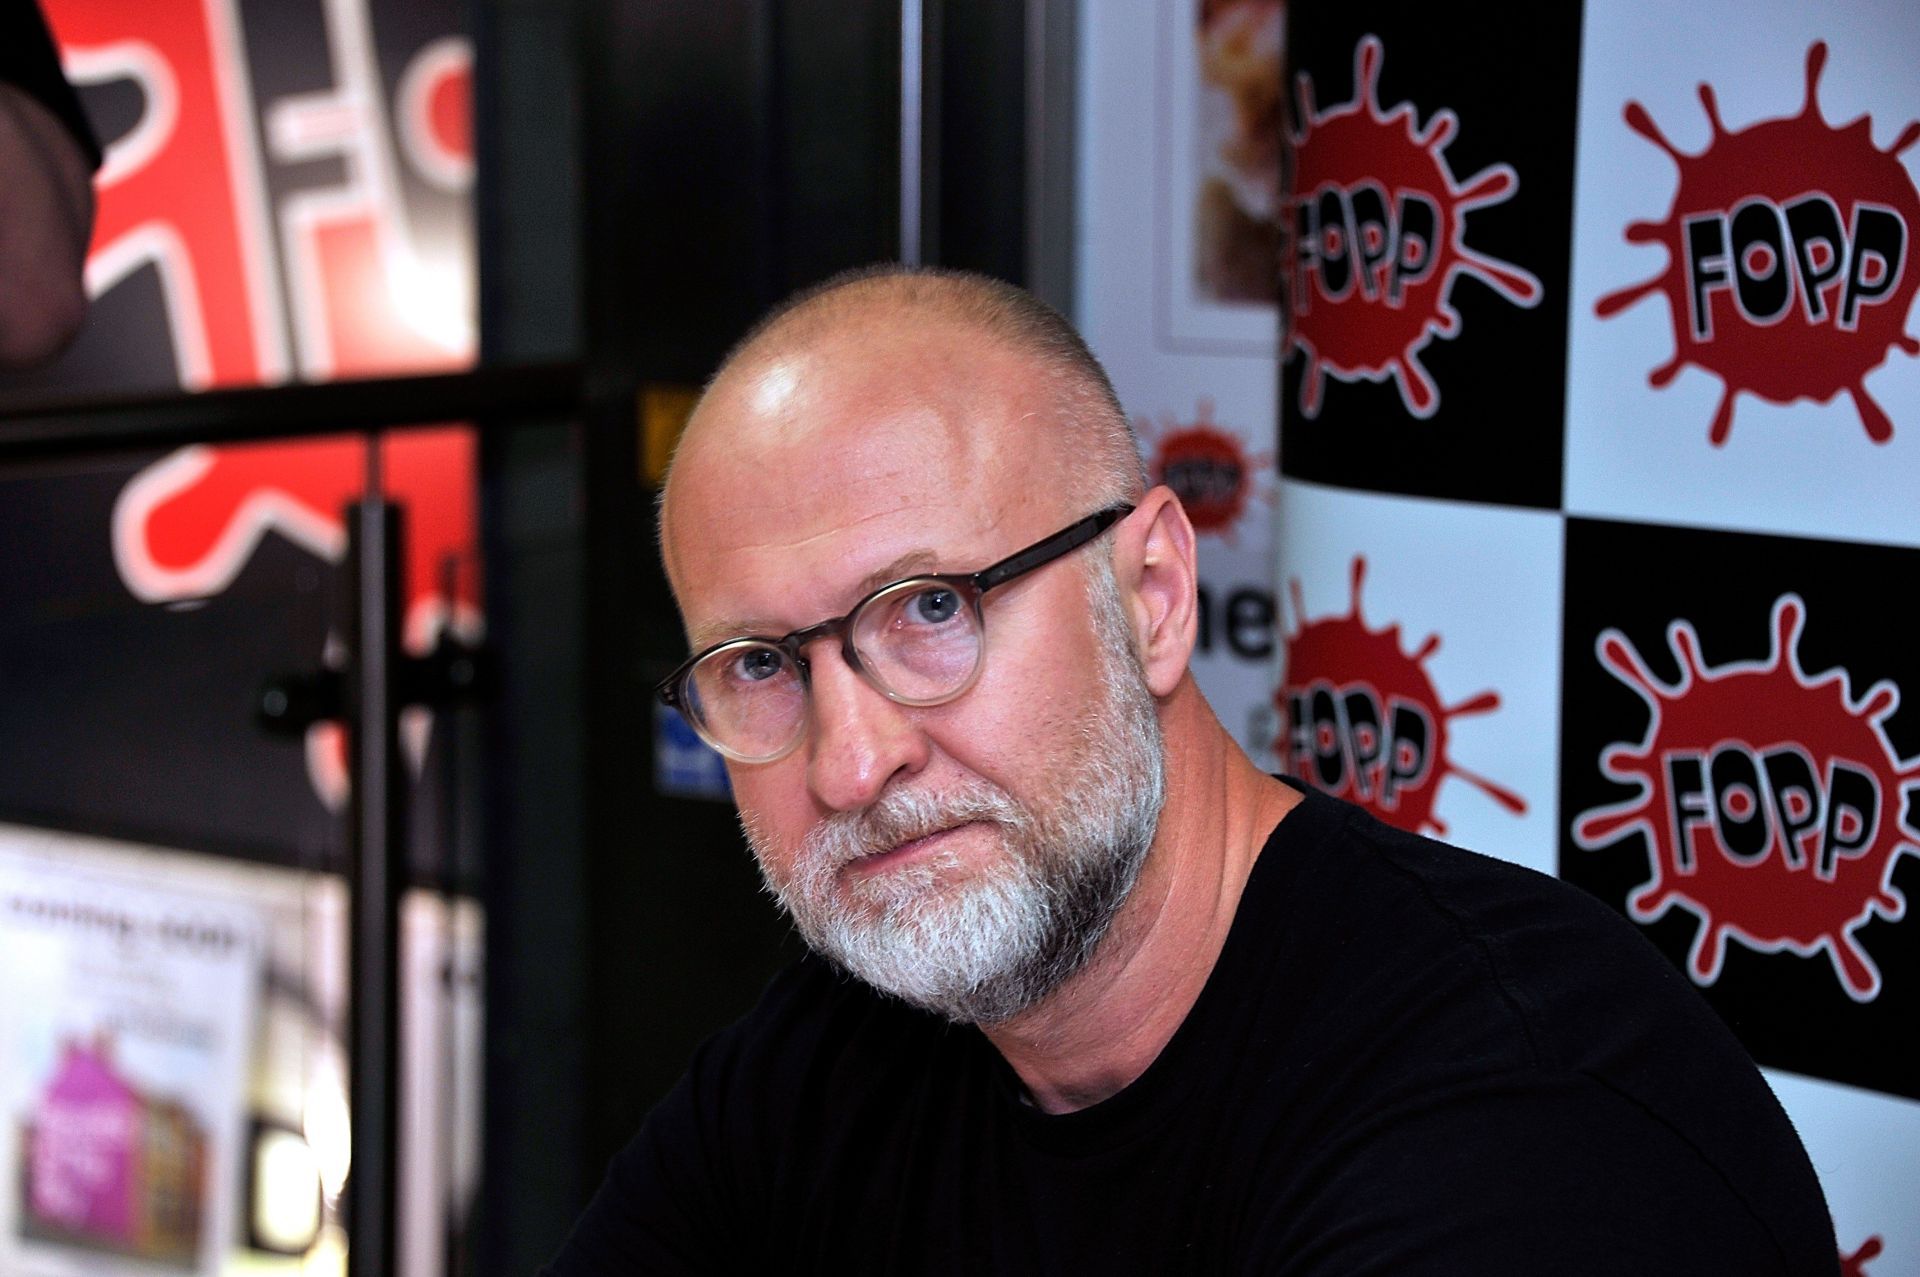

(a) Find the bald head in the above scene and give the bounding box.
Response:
[725,266,1125,425]
[662,267,1145,584]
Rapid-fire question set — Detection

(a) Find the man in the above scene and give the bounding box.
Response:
[546,267,1837,1273]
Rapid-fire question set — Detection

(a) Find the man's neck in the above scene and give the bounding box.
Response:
[981,686,1301,1114]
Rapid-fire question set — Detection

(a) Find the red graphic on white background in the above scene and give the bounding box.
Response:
[52,0,289,387]
[1596,42,1920,445]
[64,0,480,806]
[1574,597,1918,1002]
[267,0,474,375]
[1274,556,1524,836]
[1135,399,1272,542]
[1841,1236,1884,1277]
[1284,35,1542,419]
[113,432,479,808]
[395,36,473,191]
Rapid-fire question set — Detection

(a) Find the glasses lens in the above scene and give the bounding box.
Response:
[685,640,806,760]
[851,580,983,705]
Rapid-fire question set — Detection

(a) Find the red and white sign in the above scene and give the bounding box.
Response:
[1285,35,1541,421]
[47,0,479,805]
[1575,595,1917,1002]
[1595,43,1920,446]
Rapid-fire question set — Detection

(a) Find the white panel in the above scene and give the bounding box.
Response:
[1765,1068,1920,1273]
[1275,479,1563,873]
[1078,0,1285,767]
[1565,0,1920,546]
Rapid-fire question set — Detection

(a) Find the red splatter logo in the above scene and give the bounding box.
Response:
[1274,556,1525,836]
[1596,43,1920,445]
[1136,399,1272,541]
[113,431,480,808]
[1841,1235,1884,1277]
[1574,597,1918,1002]
[1284,35,1543,420]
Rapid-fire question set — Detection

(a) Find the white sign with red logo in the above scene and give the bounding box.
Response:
[47,0,481,808]
[1273,479,1561,873]
[1081,1,1284,770]
[1764,1068,1917,1277]
[1564,1,1920,547]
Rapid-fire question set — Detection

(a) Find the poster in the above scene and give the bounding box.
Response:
[1081,0,1283,768]
[0,844,265,1276]
[0,824,483,1277]
[1157,0,1284,353]
[0,0,481,855]
[1269,0,1919,1266]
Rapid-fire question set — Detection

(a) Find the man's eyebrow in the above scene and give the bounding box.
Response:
[687,548,948,651]
[854,548,941,594]
[687,618,782,649]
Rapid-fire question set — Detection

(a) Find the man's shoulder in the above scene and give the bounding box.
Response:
[688,951,968,1116]
[1254,787,1746,1075]
[1231,787,1835,1273]
[1268,781,1627,937]
[1264,786,1673,976]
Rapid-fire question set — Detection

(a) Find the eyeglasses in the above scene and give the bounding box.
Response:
[658,504,1134,763]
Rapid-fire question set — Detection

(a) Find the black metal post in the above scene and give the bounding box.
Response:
[345,445,404,1277]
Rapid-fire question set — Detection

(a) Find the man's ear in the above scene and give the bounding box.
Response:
[1112,487,1199,698]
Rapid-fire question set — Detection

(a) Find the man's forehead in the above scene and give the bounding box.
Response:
[657,300,1092,646]
[669,343,1059,533]
[676,402,1005,543]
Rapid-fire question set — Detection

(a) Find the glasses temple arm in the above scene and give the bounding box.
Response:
[971,504,1132,592]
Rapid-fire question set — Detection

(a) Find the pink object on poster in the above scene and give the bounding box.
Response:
[27,1041,139,1243]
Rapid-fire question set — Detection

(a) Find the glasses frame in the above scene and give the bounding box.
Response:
[657,503,1135,762]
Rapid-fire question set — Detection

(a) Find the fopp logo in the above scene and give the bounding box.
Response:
[1136,399,1271,542]
[1597,43,1920,445]
[1842,1236,1884,1277]
[112,431,480,808]
[1284,35,1543,420]
[1574,597,1918,1002]
[59,0,482,810]
[1274,557,1524,836]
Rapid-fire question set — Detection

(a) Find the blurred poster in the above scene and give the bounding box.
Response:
[0,0,481,850]
[1158,0,1283,352]
[0,846,264,1277]
[1271,0,1919,1267]
[4,0,476,403]
[1084,2,1283,768]
[0,823,485,1277]
[1134,397,1279,760]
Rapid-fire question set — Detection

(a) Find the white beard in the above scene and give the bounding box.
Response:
[743,559,1166,1024]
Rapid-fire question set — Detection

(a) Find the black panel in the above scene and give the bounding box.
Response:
[1280,4,1583,509]
[937,0,1030,283]
[1560,517,1919,1100]
[600,0,903,385]
[0,449,333,863]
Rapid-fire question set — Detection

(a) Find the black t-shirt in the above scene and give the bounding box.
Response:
[1,1,101,170]
[545,782,1838,1274]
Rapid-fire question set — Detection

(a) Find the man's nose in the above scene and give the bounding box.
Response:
[804,645,930,812]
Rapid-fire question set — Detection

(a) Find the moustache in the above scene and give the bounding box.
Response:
[802,781,1030,871]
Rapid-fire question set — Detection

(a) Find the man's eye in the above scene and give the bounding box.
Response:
[904,587,961,625]
[731,648,786,682]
